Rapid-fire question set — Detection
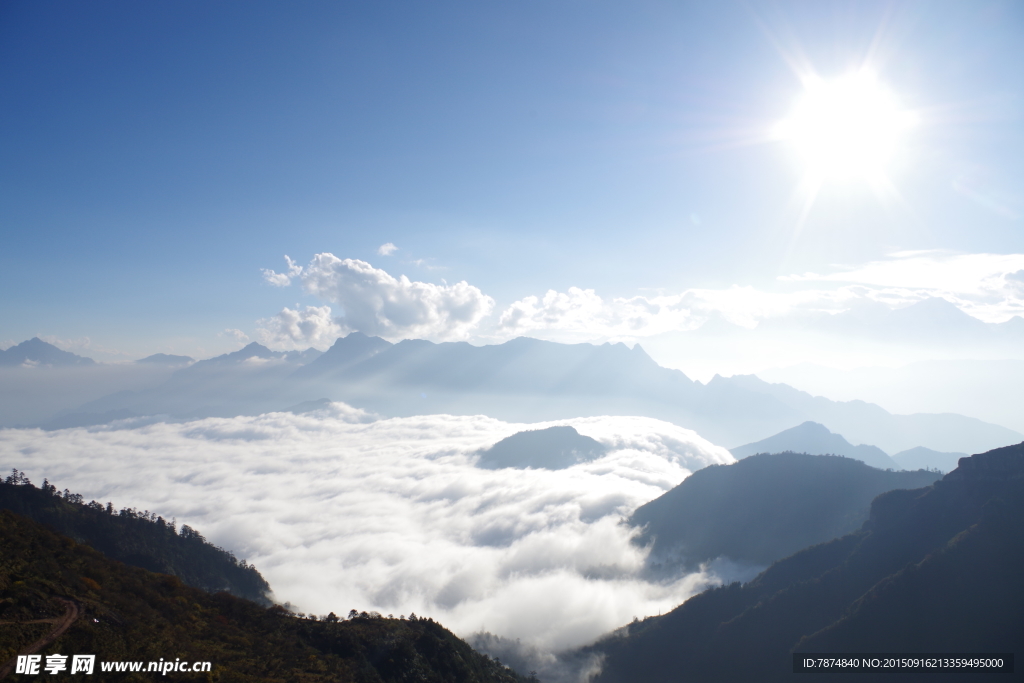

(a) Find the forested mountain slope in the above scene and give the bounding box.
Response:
[589,442,1024,683]
[0,509,530,682]
[630,452,941,569]
[0,471,269,604]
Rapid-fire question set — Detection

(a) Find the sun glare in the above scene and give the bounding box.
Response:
[776,72,916,184]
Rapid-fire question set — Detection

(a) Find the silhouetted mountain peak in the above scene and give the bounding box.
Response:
[0,337,95,367]
[295,332,393,377]
[477,425,607,470]
[235,342,275,358]
[787,420,831,437]
[731,421,899,470]
[190,342,279,368]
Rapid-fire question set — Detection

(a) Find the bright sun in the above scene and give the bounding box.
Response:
[776,71,916,184]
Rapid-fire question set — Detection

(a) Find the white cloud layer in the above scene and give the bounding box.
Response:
[497,285,854,342]
[263,254,494,341]
[0,409,733,652]
[782,251,1024,323]
[256,305,343,350]
[498,251,1024,344]
[377,242,398,256]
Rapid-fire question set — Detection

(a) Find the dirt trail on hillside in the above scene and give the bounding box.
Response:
[0,598,79,679]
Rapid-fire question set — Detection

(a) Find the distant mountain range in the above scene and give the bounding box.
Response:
[6,335,1021,454]
[731,421,967,473]
[629,452,941,570]
[761,358,1024,435]
[585,441,1024,682]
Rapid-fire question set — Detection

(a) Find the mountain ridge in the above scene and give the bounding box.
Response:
[9,333,1021,455]
[0,508,531,683]
[629,451,940,569]
[585,441,1024,682]
[731,421,900,470]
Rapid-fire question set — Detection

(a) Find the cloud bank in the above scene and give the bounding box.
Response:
[256,305,344,350]
[263,250,1023,349]
[263,254,494,341]
[497,285,854,341]
[500,252,1024,343]
[0,409,733,652]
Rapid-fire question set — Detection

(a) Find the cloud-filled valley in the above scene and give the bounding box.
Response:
[1,407,733,652]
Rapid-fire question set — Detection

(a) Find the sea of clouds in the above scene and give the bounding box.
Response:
[1,405,733,654]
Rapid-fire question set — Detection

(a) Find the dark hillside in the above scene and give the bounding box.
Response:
[590,443,1024,683]
[0,509,530,682]
[630,452,941,568]
[0,471,269,604]
[477,426,606,470]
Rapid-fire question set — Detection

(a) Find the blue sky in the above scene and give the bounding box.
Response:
[2,0,1022,368]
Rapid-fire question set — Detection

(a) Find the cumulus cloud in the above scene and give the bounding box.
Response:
[0,410,733,653]
[262,255,304,287]
[256,305,344,351]
[377,242,398,256]
[219,328,250,345]
[275,253,494,341]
